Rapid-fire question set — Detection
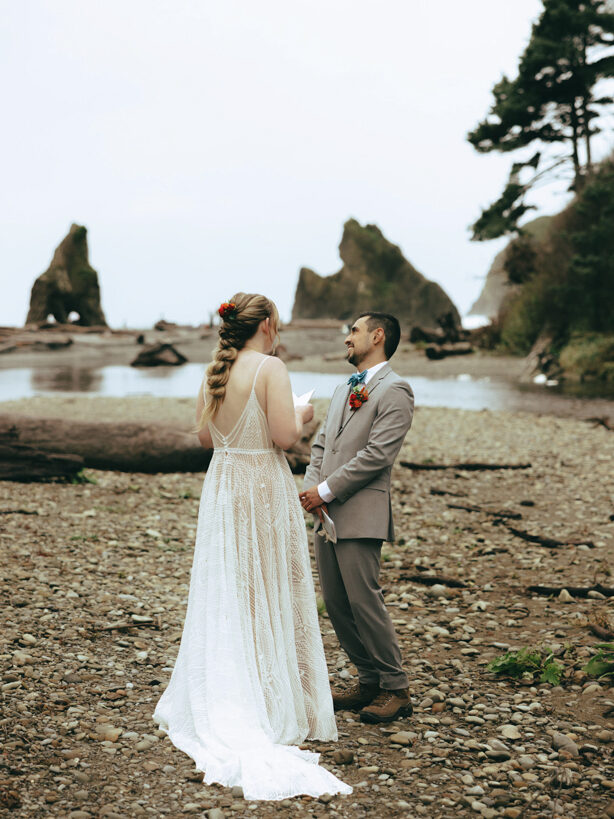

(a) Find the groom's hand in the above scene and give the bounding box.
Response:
[299,485,324,512]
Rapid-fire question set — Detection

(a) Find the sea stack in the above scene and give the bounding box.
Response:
[26,223,108,326]
[291,219,460,329]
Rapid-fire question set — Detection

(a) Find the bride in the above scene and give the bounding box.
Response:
[153,292,352,801]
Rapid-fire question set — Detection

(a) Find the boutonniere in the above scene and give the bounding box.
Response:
[349,384,369,410]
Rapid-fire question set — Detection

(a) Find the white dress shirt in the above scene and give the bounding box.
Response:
[317,360,388,503]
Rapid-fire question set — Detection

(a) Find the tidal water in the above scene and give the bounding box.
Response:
[1,363,614,420]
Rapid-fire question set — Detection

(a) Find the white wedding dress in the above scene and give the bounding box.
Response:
[153,358,351,801]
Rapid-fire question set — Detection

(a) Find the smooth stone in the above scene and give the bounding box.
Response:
[500,724,521,740]
[207,810,225,819]
[231,786,243,798]
[558,589,574,603]
[551,732,579,757]
[389,732,412,746]
[319,793,334,804]
[597,730,614,743]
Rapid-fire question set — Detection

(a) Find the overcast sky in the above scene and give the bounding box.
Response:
[2,0,612,328]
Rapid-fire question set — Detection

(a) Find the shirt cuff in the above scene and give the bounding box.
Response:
[317,480,335,503]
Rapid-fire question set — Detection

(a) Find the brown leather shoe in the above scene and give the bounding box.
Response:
[359,687,413,723]
[332,682,380,712]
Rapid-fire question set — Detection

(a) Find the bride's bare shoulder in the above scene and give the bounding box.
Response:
[260,355,287,376]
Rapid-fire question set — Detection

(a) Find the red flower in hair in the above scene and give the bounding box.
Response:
[218,301,237,319]
[349,384,368,410]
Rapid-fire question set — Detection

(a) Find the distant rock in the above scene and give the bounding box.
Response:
[131,342,187,367]
[291,219,460,328]
[26,224,107,327]
[468,216,553,319]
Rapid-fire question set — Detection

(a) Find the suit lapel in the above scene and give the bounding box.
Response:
[330,384,350,439]
[335,364,391,439]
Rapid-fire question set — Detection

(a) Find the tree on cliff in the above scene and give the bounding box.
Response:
[468,0,614,241]
[499,154,614,353]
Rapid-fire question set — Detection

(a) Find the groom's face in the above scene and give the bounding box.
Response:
[345,317,372,367]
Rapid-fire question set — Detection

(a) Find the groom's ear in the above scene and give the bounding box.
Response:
[372,327,385,346]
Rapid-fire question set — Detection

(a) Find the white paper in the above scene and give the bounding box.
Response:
[320,509,337,544]
[292,388,314,407]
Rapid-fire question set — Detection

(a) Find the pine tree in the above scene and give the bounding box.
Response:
[468,0,614,240]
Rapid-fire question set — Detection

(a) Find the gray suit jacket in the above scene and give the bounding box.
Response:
[304,364,414,542]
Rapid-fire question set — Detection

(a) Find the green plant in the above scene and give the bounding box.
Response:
[316,596,327,616]
[486,646,564,685]
[70,470,98,485]
[584,643,614,678]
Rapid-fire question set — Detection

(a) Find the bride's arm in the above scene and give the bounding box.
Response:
[264,357,313,450]
[195,384,213,449]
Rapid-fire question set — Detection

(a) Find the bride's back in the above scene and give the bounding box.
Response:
[211,350,268,438]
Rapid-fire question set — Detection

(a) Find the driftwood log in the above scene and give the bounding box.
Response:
[0,414,317,478]
[425,342,474,360]
[0,439,84,481]
[505,524,595,549]
[400,574,468,588]
[400,461,531,471]
[130,342,188,367]
[446,502,522,520]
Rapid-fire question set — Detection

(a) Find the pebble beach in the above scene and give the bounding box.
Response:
[2,397,614,818]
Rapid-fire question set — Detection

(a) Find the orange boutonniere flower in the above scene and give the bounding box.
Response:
[218,301,237,319]
[349,384,369,410]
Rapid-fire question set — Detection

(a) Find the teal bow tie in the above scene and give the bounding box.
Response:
[347,370,368,387]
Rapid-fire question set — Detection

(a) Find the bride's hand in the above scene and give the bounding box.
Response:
[296,404,314,424]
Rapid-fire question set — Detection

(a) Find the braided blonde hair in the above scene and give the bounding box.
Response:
[197,292,279,430]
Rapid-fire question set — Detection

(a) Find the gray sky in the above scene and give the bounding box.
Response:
[2,0,611,327]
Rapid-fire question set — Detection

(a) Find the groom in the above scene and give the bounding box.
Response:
[299,312,414,723]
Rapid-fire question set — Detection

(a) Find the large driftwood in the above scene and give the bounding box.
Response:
[400,461,531,471]
[0,414,316,476]
[425,342,474,360]
[0,440,84,481]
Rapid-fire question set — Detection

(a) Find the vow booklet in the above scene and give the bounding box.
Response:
[320,508,337,544]
[292,389,314,407]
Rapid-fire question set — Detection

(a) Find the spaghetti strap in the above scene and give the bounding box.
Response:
[250,356,269,393]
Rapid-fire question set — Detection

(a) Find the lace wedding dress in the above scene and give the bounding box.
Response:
[153,358,351,801]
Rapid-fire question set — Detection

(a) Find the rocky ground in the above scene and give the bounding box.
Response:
[1,405,614,818]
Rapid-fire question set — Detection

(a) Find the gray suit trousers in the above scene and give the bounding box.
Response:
[315,534,409,690]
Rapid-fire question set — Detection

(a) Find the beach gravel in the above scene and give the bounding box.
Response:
[1,402,613,817]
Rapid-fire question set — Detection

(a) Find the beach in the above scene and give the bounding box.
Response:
[2,401,614,817]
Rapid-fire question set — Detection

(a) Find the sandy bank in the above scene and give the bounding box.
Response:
[0,325,525,380]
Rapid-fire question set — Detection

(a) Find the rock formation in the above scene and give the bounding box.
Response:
[26,224,107,326]
[131,342,187,367]
[291,219,460,329]
[468,216,553,319]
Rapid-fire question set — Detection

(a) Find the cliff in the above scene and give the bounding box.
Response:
[291,219,460,328]
[469,216,553,319]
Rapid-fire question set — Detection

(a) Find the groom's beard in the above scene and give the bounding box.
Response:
[346,347,364,368]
